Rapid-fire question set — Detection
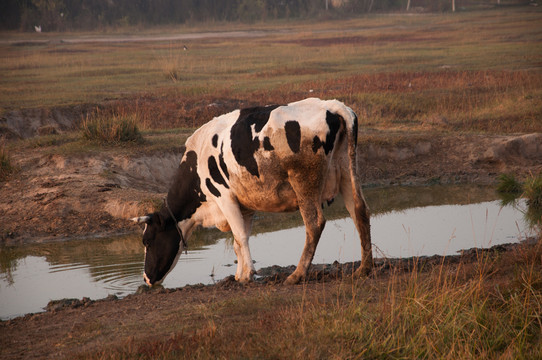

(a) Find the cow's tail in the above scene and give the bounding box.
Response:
[327,100,363,211]
[344,106,365,218]
[330,99,372,275]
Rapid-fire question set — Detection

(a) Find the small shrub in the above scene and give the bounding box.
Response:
[154,45,184,83]
[81,110,143,144]
[496,173,523,206]
[0,140,15,181]
[524,173,542,209]
[524,174,542,227]
[497,173,542,228]
[496,173,523,195]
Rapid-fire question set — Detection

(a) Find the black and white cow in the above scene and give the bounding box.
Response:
[133,98,372,285]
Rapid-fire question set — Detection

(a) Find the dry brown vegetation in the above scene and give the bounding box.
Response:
[0,6,541,359]
[107,69,541,134]
[2,240,540,359]
[1,6,541,137]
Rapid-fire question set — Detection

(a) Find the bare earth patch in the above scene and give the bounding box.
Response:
[1,131,540,245]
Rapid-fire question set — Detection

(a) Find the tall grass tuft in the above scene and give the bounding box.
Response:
[497,172,542,228]
[497,173,523,206]
[524,173,542,209]
[524,174,542,228]
[0,140,15,181]
[154,44,185,83]
[497,173,523,195]
[81,110,143,144]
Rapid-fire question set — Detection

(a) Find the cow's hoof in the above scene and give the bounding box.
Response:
[354,266,372,278]
[236,271,255,284]
[237,277,252,284]
[284,274,301,285]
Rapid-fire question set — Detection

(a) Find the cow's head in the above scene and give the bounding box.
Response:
[132,213,181,286]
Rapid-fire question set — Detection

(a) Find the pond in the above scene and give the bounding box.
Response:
[0,184,534,320]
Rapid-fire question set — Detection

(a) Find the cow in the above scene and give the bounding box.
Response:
[132,97,372,286]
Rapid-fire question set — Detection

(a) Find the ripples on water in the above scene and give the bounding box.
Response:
[0,184,535,319]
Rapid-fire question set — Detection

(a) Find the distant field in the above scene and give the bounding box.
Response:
[1,7,541,133]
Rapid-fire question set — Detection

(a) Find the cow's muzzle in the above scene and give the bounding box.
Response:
[143,273,164,287]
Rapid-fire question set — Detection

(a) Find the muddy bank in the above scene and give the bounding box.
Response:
[26,240,531,313]
[1,239,538,360]
[1,132,541,245]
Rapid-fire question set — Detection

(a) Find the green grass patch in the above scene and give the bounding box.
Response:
[524,173,542,210]
[497,172,542,228]
[497,173,523,196]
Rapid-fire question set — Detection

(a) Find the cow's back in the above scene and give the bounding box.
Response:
[184,98,355,213]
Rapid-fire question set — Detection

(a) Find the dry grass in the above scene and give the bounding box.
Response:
[153,44,187,83]
[79,239,542,359]
[97,69,540,134]
[1,7,541,134]
[0,140,15,181]
[80,109,143,144]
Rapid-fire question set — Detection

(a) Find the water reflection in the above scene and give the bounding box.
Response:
[0,184,530,320]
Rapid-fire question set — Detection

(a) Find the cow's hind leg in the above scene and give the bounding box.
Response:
[340,175,373,277]
[285,200,326,285]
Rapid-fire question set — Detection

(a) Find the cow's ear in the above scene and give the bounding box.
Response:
[154,213,168,230]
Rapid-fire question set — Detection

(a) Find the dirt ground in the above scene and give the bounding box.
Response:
[0,115,541,358]
[1,130,541,246]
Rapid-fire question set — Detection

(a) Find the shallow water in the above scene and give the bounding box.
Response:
[0,185,534,320]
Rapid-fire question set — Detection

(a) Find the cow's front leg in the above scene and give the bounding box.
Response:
[220,201,255,283]
[233,235,255,283]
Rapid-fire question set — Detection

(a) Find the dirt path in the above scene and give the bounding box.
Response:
[1,29,293,46]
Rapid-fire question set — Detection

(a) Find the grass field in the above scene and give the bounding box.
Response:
[1,7,541,359]
[1,7,541,134]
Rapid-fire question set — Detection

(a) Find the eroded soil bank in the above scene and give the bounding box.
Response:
[1,131,541,245]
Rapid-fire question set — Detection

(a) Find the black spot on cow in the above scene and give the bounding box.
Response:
[353,113,358,145]
[230,105,280,178]
[285,120,301,153]
[312,136,322,153]
[312,111,342,155]
[208,155,229,189]
[212,134,218,148]
[219,144,229,180]
[324,111,341,154]
[206,178,221,197]
[263,136,274,151]
[166,151,206,221]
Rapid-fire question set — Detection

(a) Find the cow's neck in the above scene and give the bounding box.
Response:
[163,195,180,226]
[163,150,208,224]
